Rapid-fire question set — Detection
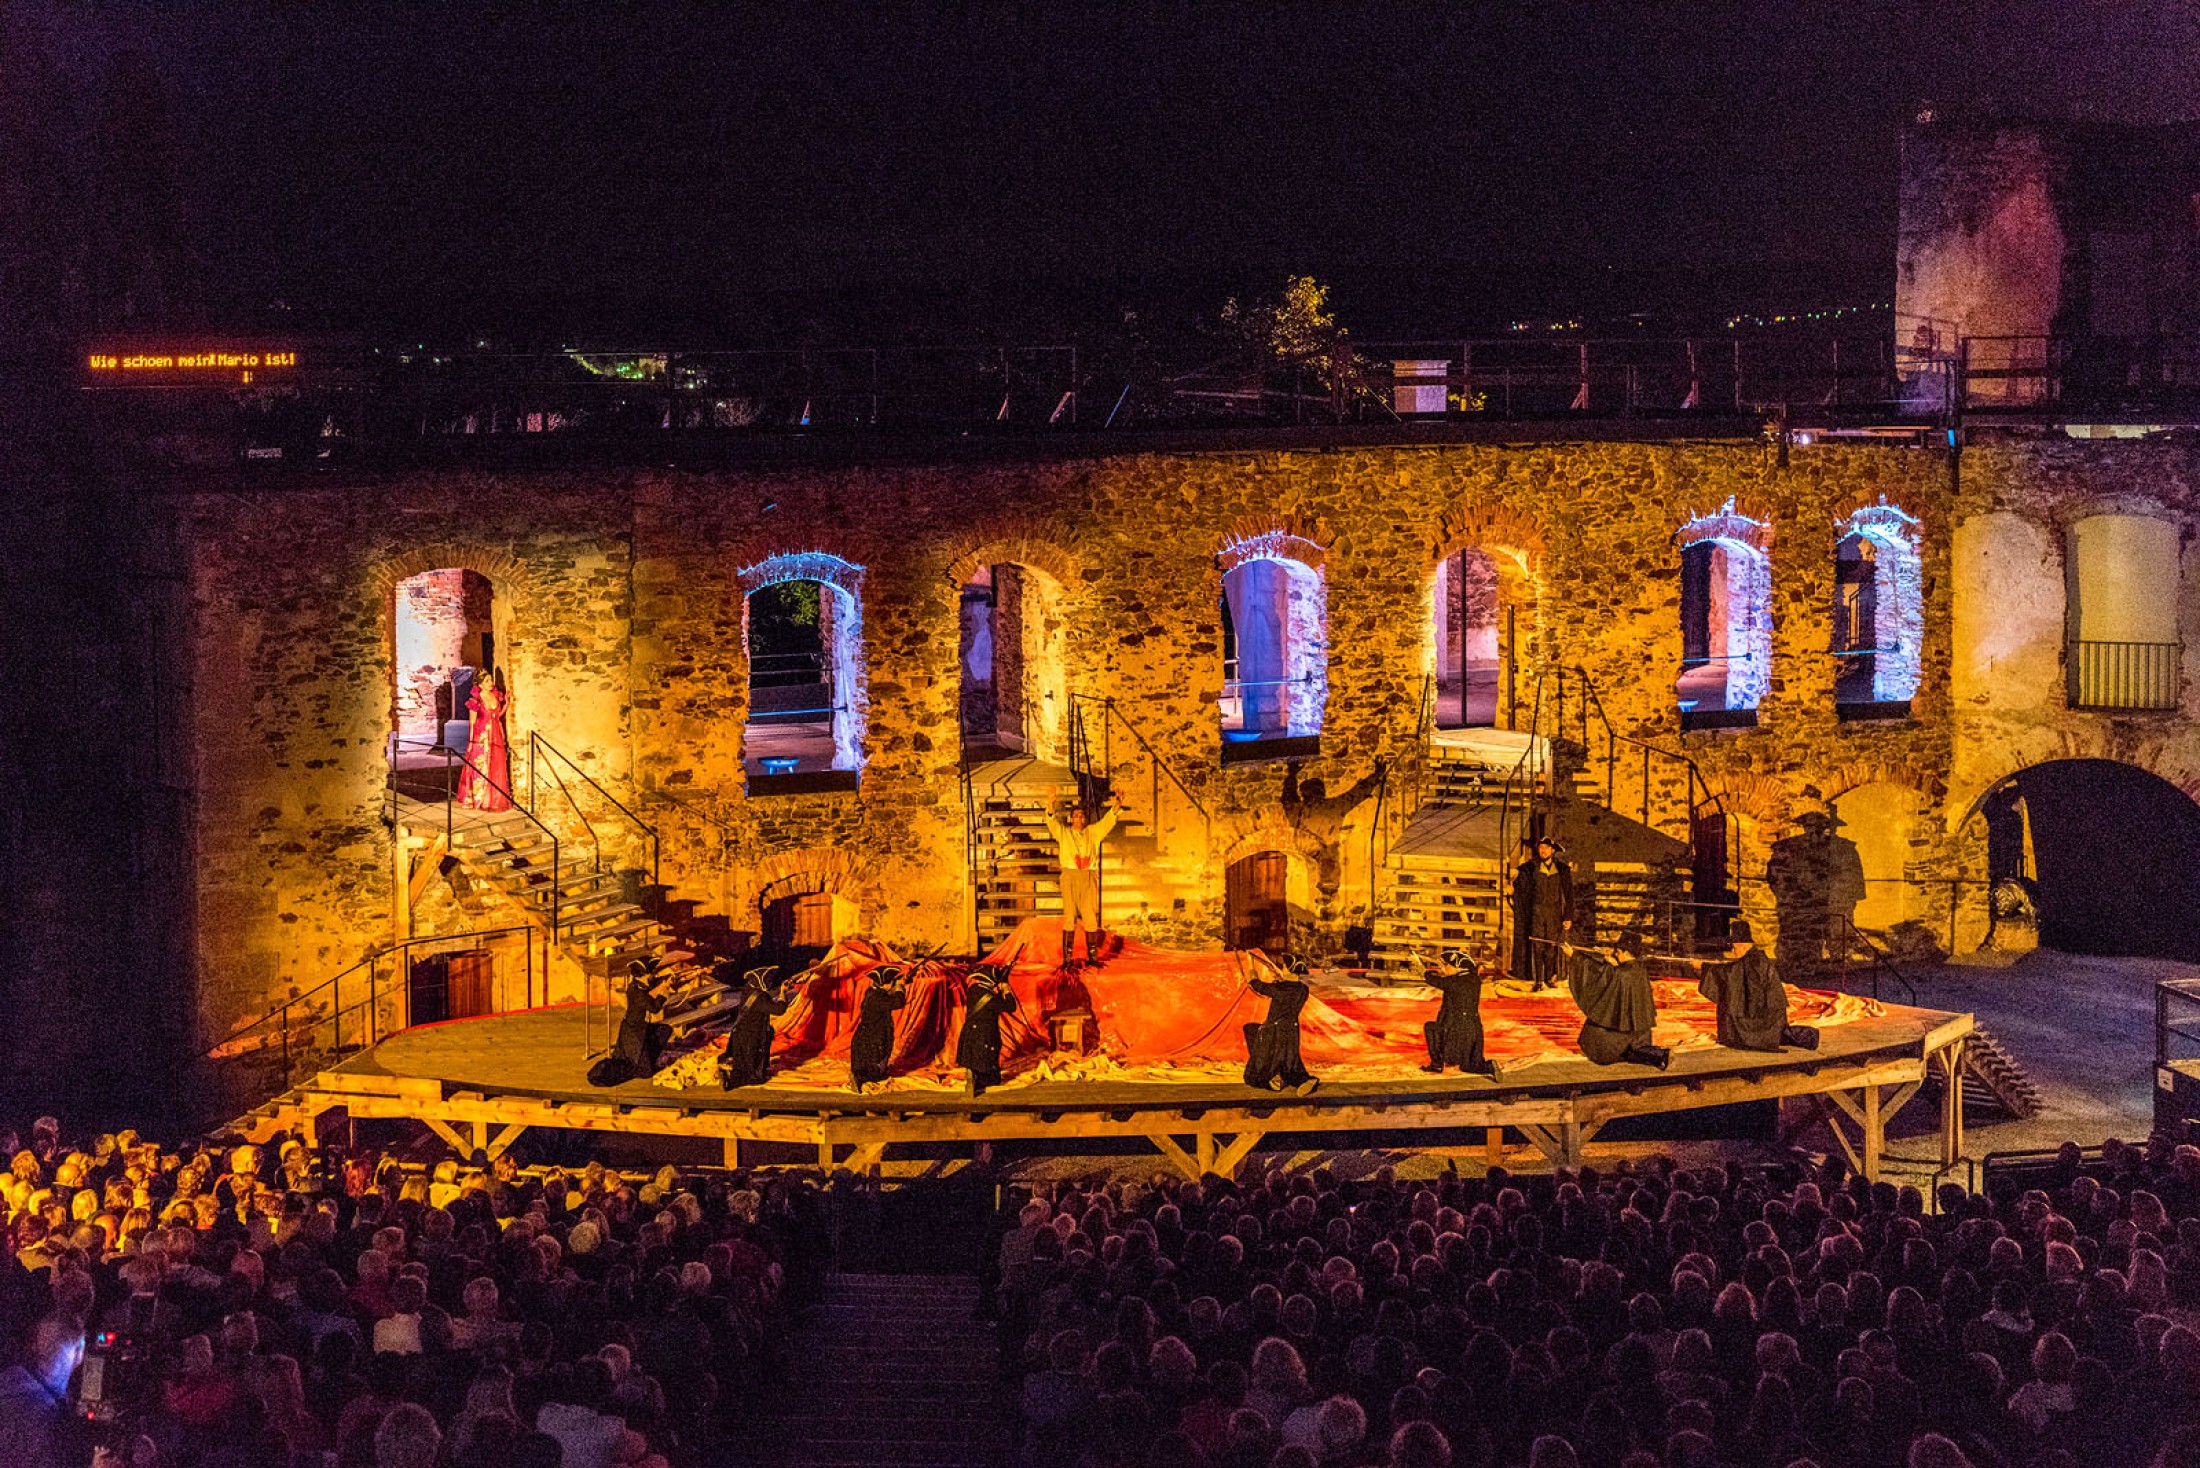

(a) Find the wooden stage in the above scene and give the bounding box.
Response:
[249,1002,1977,1181]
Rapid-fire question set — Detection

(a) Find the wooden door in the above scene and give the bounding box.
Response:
[1225,852,1291,954]
[447,950,495,1019]
[763,892,839,952]
[1690,804,1733,944]
[407,954,450,1027]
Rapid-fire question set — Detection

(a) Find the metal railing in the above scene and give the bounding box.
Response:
[1959,333,2200,414]
[1833,916,1919,1004]
[1068,695,1212,839]
[530,731,660,888]
[89,326,1994,474]
[388,734,565,1004]
[205,925,537,1096]
[2068,639,2181,711]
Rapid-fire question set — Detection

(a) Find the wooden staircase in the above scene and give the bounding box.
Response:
[449,813,676,980]
[968,766,1162,953]
[1370,733,1676,975]
[1941,1025,2043,1120]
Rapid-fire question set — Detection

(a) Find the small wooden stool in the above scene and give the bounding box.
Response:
[1047,1006,1095,1055]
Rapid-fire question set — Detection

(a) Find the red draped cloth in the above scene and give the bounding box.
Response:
[651,917,1881,1095]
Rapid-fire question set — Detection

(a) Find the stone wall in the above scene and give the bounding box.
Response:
[173,430,2200,1049]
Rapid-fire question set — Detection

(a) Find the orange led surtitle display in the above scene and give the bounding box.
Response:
[87,349,298,373]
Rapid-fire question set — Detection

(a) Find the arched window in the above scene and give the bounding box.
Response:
[1833,502,1923,718]
[740,552,865,784]
[2067,514,2182,710]
[1676,505,1771,730]
[958,561,1069,761]
[1219,531,1327,753]
[389,567,505,799]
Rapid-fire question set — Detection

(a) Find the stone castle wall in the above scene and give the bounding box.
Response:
[175,430,2200,1050]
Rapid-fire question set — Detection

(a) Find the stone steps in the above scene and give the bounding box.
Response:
[767,1274,1004,1468]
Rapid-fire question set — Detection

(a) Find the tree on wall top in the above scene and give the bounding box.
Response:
[1221,275,1376,423]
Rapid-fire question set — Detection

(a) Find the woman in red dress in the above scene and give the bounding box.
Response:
[455,672,512,811]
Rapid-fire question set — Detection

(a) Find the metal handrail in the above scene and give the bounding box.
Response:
[207,925,537,1094]
[530,732,660,888]
[1834,915,1918,1005]
[1070,694,1212,825]
[534,746,604,873]
[393,736,566,990]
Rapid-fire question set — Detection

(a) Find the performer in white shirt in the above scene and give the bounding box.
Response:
[1044,791,1125,968]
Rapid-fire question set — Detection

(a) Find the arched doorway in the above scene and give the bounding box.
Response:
[1833,504,1924,718]
[742,557,864,779]
[1431,548,1530,729]
[760,890,856,957]
[1225,850,1293,955]
[1220,539,1327,748]
[1979,759,2200,959]
[1676,516,1772,730]
[389,567,504,797]
[958,562,1068,761]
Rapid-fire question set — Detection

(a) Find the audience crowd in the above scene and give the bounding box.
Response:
[22,1108,2200,1468]
[998,1140,2200,1468]
[0,1115,824,1468]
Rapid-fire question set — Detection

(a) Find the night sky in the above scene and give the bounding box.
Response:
[12,1,2200,341]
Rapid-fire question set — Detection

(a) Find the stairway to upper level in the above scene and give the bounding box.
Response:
[447,811,678,978]
[1370,729,1685,975]
[966,755,1163,951]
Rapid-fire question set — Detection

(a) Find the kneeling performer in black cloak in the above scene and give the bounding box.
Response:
[956,963,1018,1097]
[1243,956,1319,1096]
[1693,920,1819,1052]
[718,966,792,1090]
[590,960,670,1086]
[848,964,909,1093]
[1421,947,1498,1077]
[1565,935,1671,1070]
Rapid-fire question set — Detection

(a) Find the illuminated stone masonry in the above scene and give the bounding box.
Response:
[176,430,2200,1047]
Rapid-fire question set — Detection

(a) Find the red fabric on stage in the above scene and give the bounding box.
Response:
[652,917,1881,1094]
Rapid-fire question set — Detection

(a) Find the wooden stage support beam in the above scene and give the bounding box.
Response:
[242,1014,1976,1183]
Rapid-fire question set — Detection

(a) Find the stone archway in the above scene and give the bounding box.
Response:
[1217,528,1329,742]
[738,551,867,775]
[372,546,534,803]
[946,537,1081,765]
[1676,503,1773,726]
[1961,758,2200,960]
[1426,512,1542,732]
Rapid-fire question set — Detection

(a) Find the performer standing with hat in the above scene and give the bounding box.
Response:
[956,963,1019,1096]
[1420,947,1498,1077]
[848,964,909,1093]
[1511,835,1575,990]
